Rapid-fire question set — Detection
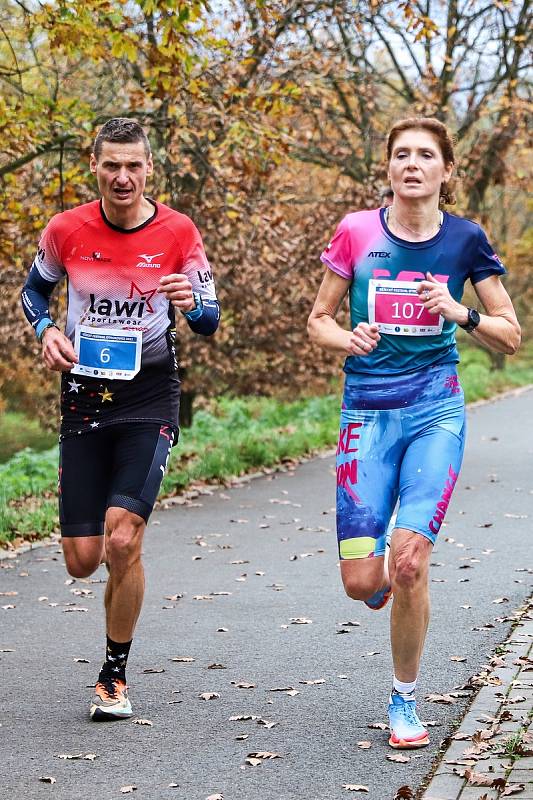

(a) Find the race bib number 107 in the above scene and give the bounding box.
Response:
[368,279,444,336]
[71,325,142,380]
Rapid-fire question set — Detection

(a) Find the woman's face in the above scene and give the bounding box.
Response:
[388,129,453,204]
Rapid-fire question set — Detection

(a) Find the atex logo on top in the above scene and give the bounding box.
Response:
[137,252,164,268]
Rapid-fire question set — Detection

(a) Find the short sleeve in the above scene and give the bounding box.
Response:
[470,226,507,284]
[34,216,67,282]
[180,220,217,300]
[320,216,354,280]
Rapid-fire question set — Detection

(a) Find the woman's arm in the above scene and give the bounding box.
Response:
[469,275,521,355]
[418,273,520,355]
[307,269,380,356]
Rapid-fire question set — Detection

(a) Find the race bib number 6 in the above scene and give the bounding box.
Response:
[368,279,444,336]
[71,325,142,380]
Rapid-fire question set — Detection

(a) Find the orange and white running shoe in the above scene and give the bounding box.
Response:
[90,676,132,721]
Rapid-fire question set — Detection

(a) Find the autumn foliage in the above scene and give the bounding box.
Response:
[0,1,531,426]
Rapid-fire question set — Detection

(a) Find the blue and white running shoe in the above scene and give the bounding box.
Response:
[388,691,429,749]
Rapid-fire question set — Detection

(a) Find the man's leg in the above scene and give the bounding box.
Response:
[104,507,146,642]
[90,423,174,721]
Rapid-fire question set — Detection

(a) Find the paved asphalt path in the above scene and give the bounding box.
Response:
[1,389,532,800]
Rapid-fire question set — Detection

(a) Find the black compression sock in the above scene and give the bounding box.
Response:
[99,636,132,683]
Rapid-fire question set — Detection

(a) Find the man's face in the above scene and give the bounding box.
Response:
[90,140,153,211]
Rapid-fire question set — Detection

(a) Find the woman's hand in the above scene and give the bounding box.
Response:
[345,322,381,356]
[417,272,468,325]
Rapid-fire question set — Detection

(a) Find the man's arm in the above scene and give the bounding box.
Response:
[21,262,78,370]
[157,274,220,336]
[21,263,58,340]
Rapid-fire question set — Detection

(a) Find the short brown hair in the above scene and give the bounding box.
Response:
[387,117,456,205]
[93,118,151,160]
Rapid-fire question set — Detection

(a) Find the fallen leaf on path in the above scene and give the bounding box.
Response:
[356,741,372,749]
[120,787,137,794]
[193,595,213,601]
[74,658,90,663]
[208,663,226,670]
[57,752,97,760]
[231,682,255,689]
[342,786,369,793]
[199,692,220,700]
[463,769,506,788]
[39,776,56,784]
[245,751,282,766]
[450,656,467,662]
[387,753,410,762]
[425,693,458,704]
[394,788,414,800]
[132,718,153,726]
[169,656,194,662]
[206,794,224,800]
[501,784,526,796]
[217,627,229,632]
[236,734,249,741]
[143,668,164,674]
[290,617,312,624]
[492,597,509,604]
[299,679,325,685]
[368,722,388,730]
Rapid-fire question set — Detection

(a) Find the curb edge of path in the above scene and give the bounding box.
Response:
[419,595,533,800]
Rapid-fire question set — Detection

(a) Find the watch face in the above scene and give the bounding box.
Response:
[469,308,481,327]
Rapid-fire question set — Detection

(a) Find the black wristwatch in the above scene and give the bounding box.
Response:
[458,307,480,333]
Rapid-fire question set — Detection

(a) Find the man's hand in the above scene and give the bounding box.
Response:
[158,273,195,313]
[345,322,381,356]
[417,272,468,325]
[41,327,78,372]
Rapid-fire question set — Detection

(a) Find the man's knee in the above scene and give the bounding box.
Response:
[63,540,103,578]
[105,508,145,567]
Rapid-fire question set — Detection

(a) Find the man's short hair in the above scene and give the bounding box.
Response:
[93,118,151,160]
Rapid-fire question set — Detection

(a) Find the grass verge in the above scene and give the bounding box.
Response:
[1,343,532,546]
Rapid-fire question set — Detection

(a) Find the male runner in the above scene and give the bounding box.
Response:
[21,118,219,720]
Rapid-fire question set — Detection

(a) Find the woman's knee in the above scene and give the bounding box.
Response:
[341,561,383,601]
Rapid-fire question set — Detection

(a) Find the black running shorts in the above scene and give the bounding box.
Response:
[59,423,176,537]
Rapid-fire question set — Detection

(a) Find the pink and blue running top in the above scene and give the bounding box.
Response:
[320,208,506,376]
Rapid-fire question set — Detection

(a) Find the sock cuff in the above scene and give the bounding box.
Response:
[393,675,417,695]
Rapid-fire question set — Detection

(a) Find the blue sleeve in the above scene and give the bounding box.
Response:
[21,263,58,333]
[185,298,220,336]
[471,227,507,284]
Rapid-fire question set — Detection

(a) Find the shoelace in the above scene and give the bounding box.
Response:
[399,699,421,728]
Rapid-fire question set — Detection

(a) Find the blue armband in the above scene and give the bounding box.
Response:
[182,296,220,336]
